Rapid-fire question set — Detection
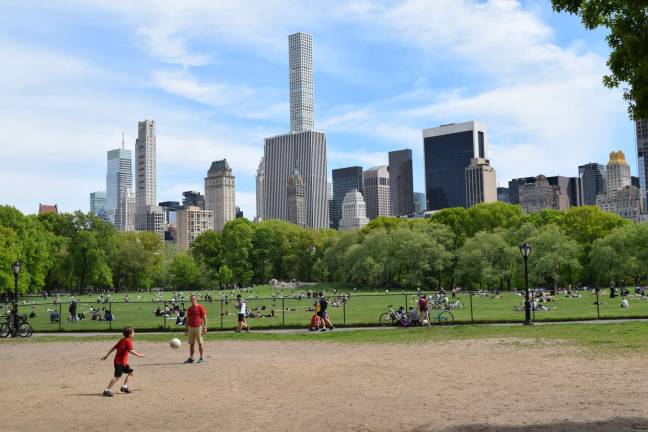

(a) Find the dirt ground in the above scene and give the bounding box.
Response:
[1,338,648,432]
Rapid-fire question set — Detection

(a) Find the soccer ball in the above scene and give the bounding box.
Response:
[422,320,429,326]
[169,338,182,349]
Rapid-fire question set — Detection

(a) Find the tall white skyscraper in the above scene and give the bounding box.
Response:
[264,32,328,229]
[289,32,314,133]
[256,157,265,222]
[105,138,132,231]
[205,159,236,231]
[135,120,162,235]
[363,166,391,220]
[339,189,369,231]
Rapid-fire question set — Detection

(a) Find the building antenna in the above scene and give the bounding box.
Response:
[122,132,125,149]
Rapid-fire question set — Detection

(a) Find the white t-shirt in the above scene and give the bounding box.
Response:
[238,302,246,315]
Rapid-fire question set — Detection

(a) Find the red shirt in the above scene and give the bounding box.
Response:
[418,298,428,312]
[113,337,133,365]
[187,304,206,328]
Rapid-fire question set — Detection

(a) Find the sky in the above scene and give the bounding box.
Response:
[0,0,637,218]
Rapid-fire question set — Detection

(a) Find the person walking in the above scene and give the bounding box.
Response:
[236,294,249,333]
[184,294,207,364]
[418,295,430,327]
[318,294,334,331]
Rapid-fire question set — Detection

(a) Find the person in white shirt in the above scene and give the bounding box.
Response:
[621,298,629,308]
[236,294,249,333]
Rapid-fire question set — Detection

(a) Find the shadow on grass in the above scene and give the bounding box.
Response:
[415,418,648,432]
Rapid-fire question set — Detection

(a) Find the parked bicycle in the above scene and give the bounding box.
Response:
[0,312,33,338]
[379,305,408,326]
[422,309,454,325]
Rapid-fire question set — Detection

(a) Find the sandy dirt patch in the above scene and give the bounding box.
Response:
[1,338,647,431]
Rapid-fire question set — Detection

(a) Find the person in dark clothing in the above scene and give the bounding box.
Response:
[69,301,78,323]
[318,296,334,331]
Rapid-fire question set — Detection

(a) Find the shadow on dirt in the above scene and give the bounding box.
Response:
[411,417,648,432]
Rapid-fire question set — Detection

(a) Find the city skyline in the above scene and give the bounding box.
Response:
[0,1,638,219]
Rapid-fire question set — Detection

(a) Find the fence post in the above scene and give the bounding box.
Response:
[58,302,62,332]
[282,297,285,328]
[161,302,165,330]
[405,294,408,311]
[470,292,474,322]
[596,290,601,319]
[109,302,113,331]
[343,299,346,325]
[220,299,224,330]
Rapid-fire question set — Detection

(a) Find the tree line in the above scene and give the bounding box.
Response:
[1,202,646,294]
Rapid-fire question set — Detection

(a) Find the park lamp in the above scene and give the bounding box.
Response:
[519,243,531,258]
[11,261,21,276]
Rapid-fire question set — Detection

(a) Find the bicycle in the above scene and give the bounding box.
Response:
[379,305,408,326]
[0,313,33,338]
[445,300,464,310]
[423,309,454,325]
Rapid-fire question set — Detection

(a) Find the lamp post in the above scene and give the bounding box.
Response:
[519,243,532,325]
[11,261,21,337]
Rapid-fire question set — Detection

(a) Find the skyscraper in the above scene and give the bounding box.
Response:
[289,32,314,133]
[90,191,107,215]
[135,120,161,236]
[423,121,487,210]
[256,157,265,222]
[106,141,133,231]
[465,158,497,207]
[509,175,581,207]
[287,164,306,228]
[596,151,643,221]
[176,206,214,251]
[413,192,426,213]
[332,166,363,229]
[636,119,648,209]
[578,163,606,206]
[135,120,156,212]
[205,159,236,231]
[182,191,205,210]
[519,175,570,213]
[388,149,414,216]
[264,33,328,229]
[363,166,391,220]
[497,187,510,203]
[339,189,369,231]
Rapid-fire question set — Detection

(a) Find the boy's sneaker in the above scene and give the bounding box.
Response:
[103,390,113,397]
[329,327,335,331]
[245,328,250,333]
[184,357,194,364]
[120,386,131,393]
[197,357,204,364]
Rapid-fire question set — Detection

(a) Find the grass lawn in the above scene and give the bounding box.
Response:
[6,284,648,332]
[4,321,648,353]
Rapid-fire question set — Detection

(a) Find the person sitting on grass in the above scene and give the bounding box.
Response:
[621,298,630,308]
[49,309,60,323]
[409,307,419,326]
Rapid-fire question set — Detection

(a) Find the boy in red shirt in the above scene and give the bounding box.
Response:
[100,326,144,397]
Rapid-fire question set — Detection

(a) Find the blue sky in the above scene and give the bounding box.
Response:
[0,0,636,218]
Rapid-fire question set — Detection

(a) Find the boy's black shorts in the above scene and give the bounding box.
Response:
[114,364,134,378]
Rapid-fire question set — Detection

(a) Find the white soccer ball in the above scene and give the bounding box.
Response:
[169,338,182,349]
[422,320,429,325]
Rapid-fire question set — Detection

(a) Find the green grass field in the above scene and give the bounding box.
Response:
[5,322,648,353]
[6,284,648,333]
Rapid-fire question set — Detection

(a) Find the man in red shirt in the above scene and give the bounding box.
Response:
[184,294,207,364]
[100,326,144,397]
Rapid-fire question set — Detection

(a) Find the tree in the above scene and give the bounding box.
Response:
[221,218,255,286]
[527,225,582,289]
[552,0,648,118]
[456,230,518,289]
[168,254,200,291]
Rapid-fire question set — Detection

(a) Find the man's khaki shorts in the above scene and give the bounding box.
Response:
[187,326,203,345]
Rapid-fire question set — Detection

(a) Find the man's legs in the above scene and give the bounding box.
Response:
[198,342,204,358]
[189,342,195,359]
